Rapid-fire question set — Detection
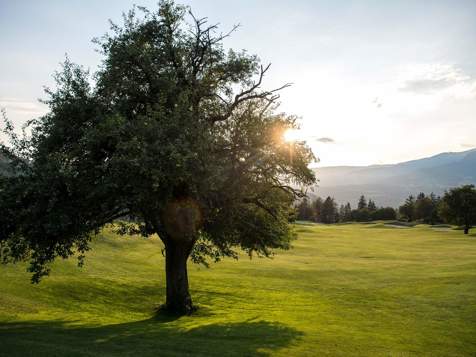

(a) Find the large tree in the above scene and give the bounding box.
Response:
[0,2,315,314]
[439,185,476,235]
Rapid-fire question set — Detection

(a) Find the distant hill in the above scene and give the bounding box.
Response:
[313,149,476,207]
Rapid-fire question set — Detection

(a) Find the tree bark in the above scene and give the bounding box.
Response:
[160,197,202,315]
[164,240,195,315]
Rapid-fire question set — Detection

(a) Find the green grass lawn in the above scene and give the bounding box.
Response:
[1,223,476,356]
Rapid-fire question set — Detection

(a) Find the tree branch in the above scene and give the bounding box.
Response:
[209,64,291,123]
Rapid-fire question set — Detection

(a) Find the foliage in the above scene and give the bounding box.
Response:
[296,196,339,224]
[342,202,352,222]
[350,195,396,222]
[371,207,397,220]
[352,207,371,222]
[296,197,314,221]
[367,199,376,211]
[439,185,476,234]
[397,192,441,224]
[0,1,315,312]
[357,195,367,210]
[414,192,440,224]
[320,196,338,224]
[398,195,415,222]
[313,197,324,222]
[296,195,395,223]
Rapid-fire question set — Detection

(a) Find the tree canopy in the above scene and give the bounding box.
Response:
[0,1,315,314]
[439,185,476,235]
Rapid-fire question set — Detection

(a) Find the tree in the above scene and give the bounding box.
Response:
[321,197,337,224]
[352,208,370,222]
[357,195,367,210]
[439,185,476,235]
[429,193,441,224]
[0,2,315,315]
[297,197,314,221]
[372,207,396,220]
[312,197,323,222]
[338,204,345,222]
[414,193,437,224]
[342,202,352,222]
[367,199,376,212]
[399,195,415,222]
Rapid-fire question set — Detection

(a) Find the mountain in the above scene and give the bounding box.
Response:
[312,149,476,207]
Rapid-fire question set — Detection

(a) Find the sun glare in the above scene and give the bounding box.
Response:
[283,129,303,143]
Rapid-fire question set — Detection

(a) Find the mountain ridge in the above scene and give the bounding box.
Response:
[313,148,476,207]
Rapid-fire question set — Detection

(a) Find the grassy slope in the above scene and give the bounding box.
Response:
[1,223,476,356]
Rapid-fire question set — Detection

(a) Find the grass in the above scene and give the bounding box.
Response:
[1,223,476,356]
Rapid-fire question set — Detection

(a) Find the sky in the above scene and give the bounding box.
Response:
[1,0,475,166]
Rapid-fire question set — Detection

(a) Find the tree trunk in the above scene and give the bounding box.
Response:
[164,241,194,315]
[464,226,469,235]
[160,196,202,315]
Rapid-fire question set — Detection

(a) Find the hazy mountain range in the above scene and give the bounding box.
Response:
[312,148,476,207]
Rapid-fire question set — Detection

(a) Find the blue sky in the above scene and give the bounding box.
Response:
[1,0,475,166]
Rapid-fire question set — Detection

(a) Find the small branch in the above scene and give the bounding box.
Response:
[210,64,291,123]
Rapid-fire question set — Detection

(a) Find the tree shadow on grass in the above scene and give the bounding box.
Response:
[36,279,234,319]
[0,318,303,357]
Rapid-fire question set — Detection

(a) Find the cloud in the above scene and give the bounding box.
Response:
[402,78,459,93]
[316,137,335,143]
[0,98,46,115]
[399,64,474,95]
[460,143,476,149]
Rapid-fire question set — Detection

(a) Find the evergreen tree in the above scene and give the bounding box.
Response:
[343,202,352,222]
[429,193,441,224]
[367,199,377,211]
[321,197,337,224]
[297,198,314,221]
[415,193,435,223]
[399,195,415,221]
[357,195,367,210]
[338,204,346,222]
[313,197,323,223]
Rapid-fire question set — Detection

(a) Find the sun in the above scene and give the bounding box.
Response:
[283,129,303,142]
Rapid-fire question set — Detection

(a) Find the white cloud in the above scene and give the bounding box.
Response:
[398,64,476,97]
[0,98,46,115]
[316,137,334,143]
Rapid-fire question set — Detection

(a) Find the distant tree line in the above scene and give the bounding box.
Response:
[296,184,476,235]
[399,185,476,234]
[398,192,441,224]
[296,195,396,224]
